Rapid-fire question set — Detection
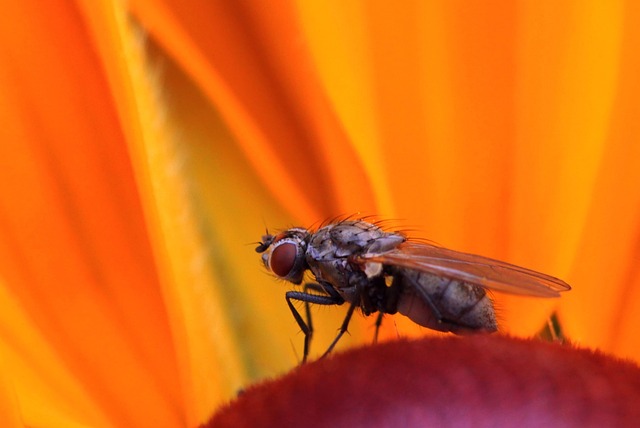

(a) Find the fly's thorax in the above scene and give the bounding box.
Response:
[304,220,405,293]
[306,257,353,292]
[306,220,405,260]
[395,269,498,333]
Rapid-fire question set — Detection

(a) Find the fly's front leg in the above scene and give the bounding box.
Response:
[285,283,344,363]
[301,283,329,351]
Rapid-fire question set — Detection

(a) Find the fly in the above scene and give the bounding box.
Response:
[256,219,571,362]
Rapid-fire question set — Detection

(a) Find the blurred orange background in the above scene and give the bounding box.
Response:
[0,1,638,426]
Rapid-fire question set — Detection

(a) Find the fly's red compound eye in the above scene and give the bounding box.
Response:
[270,242,298,277]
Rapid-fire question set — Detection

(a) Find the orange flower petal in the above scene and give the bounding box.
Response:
[130,0,379,220]
[0,2,186,425]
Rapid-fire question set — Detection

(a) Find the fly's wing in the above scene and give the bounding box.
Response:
[359,241,571,297]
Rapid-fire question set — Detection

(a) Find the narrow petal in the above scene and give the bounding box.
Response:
[130,0,379,220]
[0,1,193,425]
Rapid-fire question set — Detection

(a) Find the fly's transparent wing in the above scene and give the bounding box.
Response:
[359,241,571,297]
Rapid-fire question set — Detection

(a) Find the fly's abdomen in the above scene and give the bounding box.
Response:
[394,270,498,334]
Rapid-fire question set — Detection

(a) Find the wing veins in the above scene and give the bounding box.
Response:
[359,242,570,297]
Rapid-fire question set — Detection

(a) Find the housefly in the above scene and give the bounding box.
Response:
[256,219,571,362]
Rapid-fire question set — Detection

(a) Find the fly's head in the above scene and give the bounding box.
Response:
[255,228,310,284]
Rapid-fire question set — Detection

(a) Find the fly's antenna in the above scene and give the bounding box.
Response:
[254,226,275,253]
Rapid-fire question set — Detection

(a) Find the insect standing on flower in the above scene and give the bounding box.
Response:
[256,219,571,362]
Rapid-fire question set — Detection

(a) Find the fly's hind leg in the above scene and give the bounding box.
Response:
[373,312,384,344]
[391,272,449,328]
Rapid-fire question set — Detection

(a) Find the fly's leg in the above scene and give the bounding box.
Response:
[373,312,384,343]
[414,286,445,321]
[391,272,446,326]
[301,283,330,352]
[321,302,357,359]
[285,284,344,363]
